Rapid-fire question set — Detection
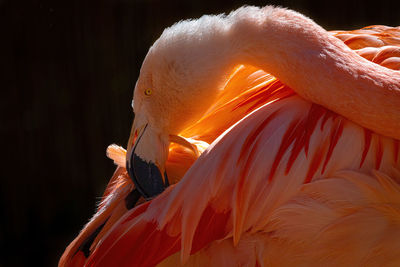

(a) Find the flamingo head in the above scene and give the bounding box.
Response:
[126,17,231,199]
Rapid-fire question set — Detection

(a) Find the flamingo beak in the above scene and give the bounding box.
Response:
[126,123,170,200]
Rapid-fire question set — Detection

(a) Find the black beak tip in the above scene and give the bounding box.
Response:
[127,152,169,200]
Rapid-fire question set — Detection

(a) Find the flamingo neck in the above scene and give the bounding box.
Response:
[217,7,400,139]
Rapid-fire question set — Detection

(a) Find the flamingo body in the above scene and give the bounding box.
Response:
[60,6,400,267]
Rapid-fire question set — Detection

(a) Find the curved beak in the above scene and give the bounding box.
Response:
[126,116,202,200]
[126,122,170,200]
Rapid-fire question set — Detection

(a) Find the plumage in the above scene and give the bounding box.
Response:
[60,6,400,267]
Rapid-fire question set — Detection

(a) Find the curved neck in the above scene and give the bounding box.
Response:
[213,7,400,139]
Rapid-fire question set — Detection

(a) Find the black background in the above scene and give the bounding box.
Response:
[2,0,400,266]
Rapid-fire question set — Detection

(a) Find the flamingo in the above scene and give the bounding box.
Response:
[60,6,400,267]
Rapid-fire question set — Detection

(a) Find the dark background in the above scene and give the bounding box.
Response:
[1,0,399,266]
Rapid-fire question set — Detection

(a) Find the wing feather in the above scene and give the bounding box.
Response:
[84,91,398,266]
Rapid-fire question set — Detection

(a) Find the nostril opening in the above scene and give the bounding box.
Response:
[131,99,135,120]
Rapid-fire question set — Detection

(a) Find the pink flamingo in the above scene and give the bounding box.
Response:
[60,6,400,266]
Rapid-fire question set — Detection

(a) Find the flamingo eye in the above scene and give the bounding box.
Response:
[144,89,152,96]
